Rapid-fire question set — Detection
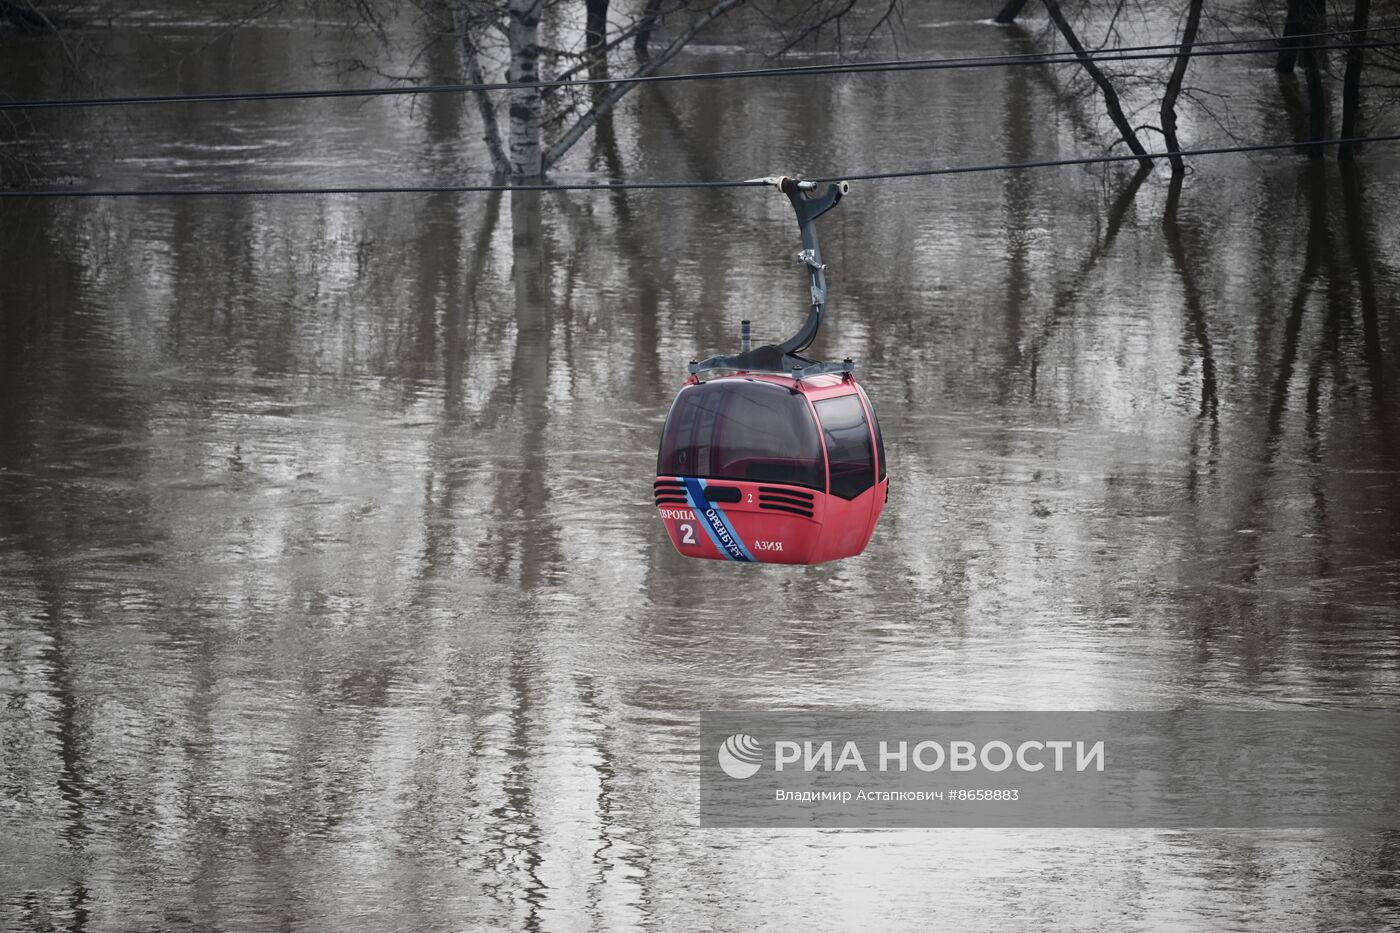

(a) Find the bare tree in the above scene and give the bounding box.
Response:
[1276,0,1325,73]
[1339,0,1371,159]
[438,0,751,178]
[1041,0,1154,169]
[759,0,903,57]
[452,1,512,174]
[1161,0,1205,174]
[457,0,905,177]
[541,0,745,171]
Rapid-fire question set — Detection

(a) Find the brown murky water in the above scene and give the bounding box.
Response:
[3,4,1399,930]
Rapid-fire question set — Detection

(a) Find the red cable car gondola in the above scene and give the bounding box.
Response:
[654,177,888,564]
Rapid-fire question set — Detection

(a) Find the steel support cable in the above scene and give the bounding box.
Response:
[2,25,1397,111]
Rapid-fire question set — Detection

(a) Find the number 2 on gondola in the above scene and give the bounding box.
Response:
[679,523,697,545]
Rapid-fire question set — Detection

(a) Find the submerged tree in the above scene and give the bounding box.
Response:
[425,0,903,178]
[1161,0,1205,174]
[379,0,900,177]
[1039,0,1152,169]
[5,0,897,181]
[995,0,1398,171]
[1339,0,1372,159]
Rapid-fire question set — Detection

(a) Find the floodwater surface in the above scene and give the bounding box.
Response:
[2,3,1399,930]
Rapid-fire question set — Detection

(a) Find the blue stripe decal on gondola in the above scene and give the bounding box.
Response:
[682,478,754,562]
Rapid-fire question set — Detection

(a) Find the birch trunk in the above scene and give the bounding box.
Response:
[508,0,544,177]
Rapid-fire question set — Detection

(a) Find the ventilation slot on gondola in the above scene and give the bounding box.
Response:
[759,500,814,518]
[654,480,688,507]
[757,486,815,517]
[757,486,814,502]
[759,492,813,510]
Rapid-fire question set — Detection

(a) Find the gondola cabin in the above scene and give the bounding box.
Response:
[655,371,887,564]
[654,175,886,564]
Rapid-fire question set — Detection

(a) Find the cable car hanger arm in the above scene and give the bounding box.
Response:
[689,175,852,380]
[767,175,848,356]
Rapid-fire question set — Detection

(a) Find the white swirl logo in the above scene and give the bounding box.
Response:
[717,733,763,779]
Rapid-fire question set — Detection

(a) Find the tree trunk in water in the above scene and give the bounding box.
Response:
[508,0,544,177]
[1339,0,1370,160]
[1040,0,1152,170]
[1278,0,1325,73]
[1161,0,1204,175]
[634,0,665,61]
[454,2,511,175]
[1277,0,1303,73]
[995,0,1030,24]
[586,0,609,63]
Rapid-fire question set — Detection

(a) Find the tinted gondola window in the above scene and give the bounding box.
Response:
[857,385,887,481]
[658,381,824,491]
[815,394,875,499]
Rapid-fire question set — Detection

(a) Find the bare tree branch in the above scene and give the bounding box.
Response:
[543,0,747,172]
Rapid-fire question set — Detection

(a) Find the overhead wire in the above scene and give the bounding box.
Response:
[4,134,1398,198]
[2,25,1398,111]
